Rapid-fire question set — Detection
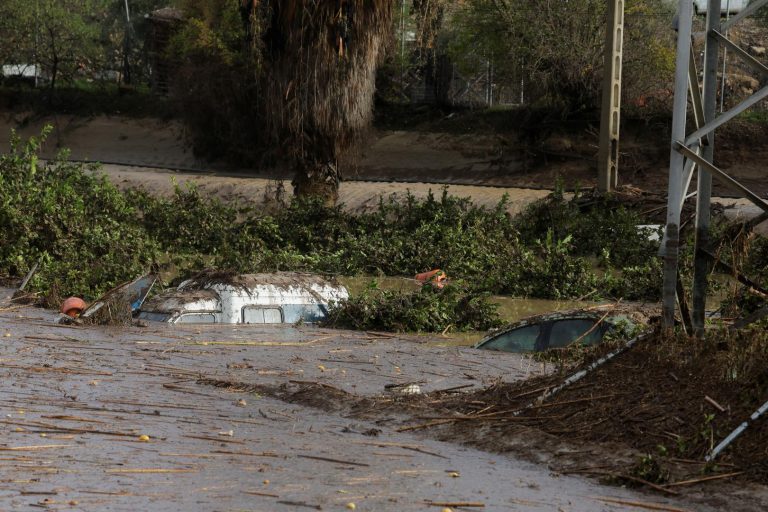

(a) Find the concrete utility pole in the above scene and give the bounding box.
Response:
[597,0,625,192]
[122,0,132,85]
[663,0,768,329]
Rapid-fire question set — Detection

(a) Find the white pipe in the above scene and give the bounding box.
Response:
[706,397,768,461]
[512,331,653,417]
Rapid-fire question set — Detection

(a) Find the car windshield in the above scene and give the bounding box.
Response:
[479,324,540,352]
[138,311,172,323]
[547,318,602,349]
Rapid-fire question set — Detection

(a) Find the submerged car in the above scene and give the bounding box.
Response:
[474,310,637,353]
[138,272,348,325]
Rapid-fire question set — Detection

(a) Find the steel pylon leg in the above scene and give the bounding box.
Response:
[662,0,694,328]
[665,0,768,330]
[691,0,722,332]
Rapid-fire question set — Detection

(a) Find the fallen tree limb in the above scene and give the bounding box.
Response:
[424,501,485,508]
[590,496,691,512]
[296,454,369,467]
[569,470,679,496]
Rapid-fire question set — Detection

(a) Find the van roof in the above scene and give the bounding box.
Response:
[178,271,342,292]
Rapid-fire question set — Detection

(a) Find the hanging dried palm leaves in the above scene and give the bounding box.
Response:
[255,0,394,202]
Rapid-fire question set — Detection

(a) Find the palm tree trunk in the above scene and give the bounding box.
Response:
[257,0,394,203]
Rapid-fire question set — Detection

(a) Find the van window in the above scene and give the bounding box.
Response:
[243,306,284,324]
[177,313,217,324]
[138,311,173,323]
[282,304,327,323]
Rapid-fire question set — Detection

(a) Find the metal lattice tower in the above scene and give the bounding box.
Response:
[662,0,768,329]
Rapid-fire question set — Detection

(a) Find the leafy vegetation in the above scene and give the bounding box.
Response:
[0,0,168,91]
[428,0,675,112]
[166,0,263,163]
[0,0,105,91]
[0,128,157,298]
[323,282,502,333]
[9,129,757,330]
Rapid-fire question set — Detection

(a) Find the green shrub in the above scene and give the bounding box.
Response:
[510,232,598,299]
[515,189,659,268]
[603,258,664,301]
[323,282,503,333]
[0,129,158,298]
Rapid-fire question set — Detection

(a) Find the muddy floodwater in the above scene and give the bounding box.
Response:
[0,287,749,511]
[339,277,602,346]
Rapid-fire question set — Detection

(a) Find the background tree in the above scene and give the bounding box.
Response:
[168,0,262,163]
[0,0,169,90]
[444,0,675,112]
[101,0,171,85]
[257,1,395,201]
[0,0,108,91]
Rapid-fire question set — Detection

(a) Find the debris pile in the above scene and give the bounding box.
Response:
[414,327,768,488]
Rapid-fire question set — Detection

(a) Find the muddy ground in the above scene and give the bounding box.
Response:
[1,289,767,511]
[2,111,768,198]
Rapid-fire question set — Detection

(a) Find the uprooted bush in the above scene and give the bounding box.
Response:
[322,282,503,333]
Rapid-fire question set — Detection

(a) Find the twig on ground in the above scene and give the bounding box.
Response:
[664,471,744,488]
[424,501,485,507]
[276,500,322,510]
[590,496,691,512]
[105,468,198,474]
[704,395,726,413]
[354,441,446,459]
[243,490,280,498]
[296,454,369,467]
[567,470,679,495]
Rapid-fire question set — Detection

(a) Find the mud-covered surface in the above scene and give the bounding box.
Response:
[192,331,768,512]
[415,336,768,486]
[2,290,766,511]
[1,289,756,511]
[3,113,768,201]
[242,334,768,512]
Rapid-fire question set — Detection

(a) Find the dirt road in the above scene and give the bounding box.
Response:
[0,289,743,511]
[2,114,767,232]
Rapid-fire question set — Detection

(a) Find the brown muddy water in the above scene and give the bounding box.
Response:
[0,286,737,512]
[338,275,735,346]
[338,276,601,347]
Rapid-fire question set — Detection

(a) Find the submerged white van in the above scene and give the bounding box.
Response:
[138,272,348,325]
